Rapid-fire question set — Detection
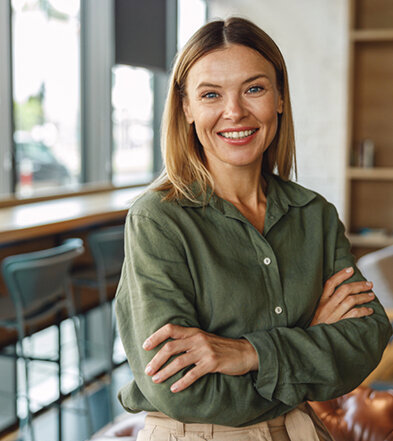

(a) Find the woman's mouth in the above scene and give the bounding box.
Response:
[217,128,259,145]
[218,129,258,139]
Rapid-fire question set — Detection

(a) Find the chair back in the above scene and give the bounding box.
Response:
[88,225,124,279]
[357,244,393,309]
[1,238,84,326]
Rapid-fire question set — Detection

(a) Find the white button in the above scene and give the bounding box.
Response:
[275,306,283,315]
[263,257,271,265]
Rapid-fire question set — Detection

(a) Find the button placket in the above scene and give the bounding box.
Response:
[250,228,287,325]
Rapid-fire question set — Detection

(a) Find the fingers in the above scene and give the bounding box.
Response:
[321,290,375,325]
[144,338,191,376]
[170,365,206,393]
[150,352,196,385]
[341,306,374,320]
[143,323,197,350]
[333,291,374,319]
[333,281,374,306]
[321,267,354,299]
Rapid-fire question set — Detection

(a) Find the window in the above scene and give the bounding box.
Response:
[111,66,154,186]
[11,0,81,197]
[178,0,207,50]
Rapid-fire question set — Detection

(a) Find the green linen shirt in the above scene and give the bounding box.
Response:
[115,173,392,427]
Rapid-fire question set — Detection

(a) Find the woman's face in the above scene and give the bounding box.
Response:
[182,44,283,172]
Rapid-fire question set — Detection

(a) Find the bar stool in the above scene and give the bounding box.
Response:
[0,238,90,441]
[72,225,125,422]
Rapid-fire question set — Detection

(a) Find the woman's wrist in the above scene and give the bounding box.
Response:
[240,338,259,372]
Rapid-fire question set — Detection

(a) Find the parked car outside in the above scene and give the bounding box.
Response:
[15,141,71,187]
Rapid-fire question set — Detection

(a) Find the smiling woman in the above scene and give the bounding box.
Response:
[115,17,392,441]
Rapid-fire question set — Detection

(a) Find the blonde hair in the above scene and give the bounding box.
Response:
[154,17,296,202]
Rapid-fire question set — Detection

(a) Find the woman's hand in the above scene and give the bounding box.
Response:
[310,266,375,326]
[143,324,258,393]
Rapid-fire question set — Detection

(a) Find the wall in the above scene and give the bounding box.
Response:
[208,0,349,217]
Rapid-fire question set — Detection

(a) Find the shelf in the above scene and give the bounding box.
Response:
[347,167,393,180]
[349,233,393,248]
[351,29,393,41]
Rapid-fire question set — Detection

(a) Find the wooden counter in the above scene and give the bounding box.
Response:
[0,187,143,245]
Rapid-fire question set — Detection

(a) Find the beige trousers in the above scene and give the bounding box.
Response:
[136,403,334,441]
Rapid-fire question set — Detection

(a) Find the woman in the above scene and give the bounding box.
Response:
[115,17,392,441]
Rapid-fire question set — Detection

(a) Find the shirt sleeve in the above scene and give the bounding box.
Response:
[115,211,292,426]
[243,204,393,406]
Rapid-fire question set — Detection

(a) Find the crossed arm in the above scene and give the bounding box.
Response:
[143,267,376,393]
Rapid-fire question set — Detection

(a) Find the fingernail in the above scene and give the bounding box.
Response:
[145,365,153,375]
[152,374,160,382]
[143,339,151,350]
[366,281,373,287]
[368,292,374,297]
[345,267,353,273]
[171,384,178,393]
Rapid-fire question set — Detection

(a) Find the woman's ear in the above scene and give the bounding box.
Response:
[182,98,194,124]
[277,96,283,114]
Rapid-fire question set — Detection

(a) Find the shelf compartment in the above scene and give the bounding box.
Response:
[354,0,393,30]
[352,41,393,167]
[350,180,393,231]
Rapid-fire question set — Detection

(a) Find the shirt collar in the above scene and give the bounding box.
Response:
[263,174,316,234]
[178,174,316,212]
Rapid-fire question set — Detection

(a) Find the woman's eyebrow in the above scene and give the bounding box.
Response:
[196,74,270,90]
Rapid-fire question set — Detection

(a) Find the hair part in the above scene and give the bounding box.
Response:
[153,17,297,202]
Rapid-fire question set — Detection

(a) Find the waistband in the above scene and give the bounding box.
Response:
[144,404,321,441]
[145,411,284,438]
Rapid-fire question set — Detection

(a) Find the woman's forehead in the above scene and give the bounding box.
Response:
[185,44,277,89]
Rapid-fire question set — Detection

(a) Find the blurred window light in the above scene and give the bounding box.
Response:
[111,66,154,186]
[11,0,81,197]
[178,0,207,50]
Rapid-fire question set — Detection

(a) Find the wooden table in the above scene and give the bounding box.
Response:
[0,186,145,348]
[0,187,144,245]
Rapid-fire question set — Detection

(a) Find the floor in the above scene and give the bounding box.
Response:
[0,362,133,441]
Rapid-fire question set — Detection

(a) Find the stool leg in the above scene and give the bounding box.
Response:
[18,337,36,441]
[72,314,94,436]
[57,321,62,441]
[104,301,114,422]
[65,282,94,437]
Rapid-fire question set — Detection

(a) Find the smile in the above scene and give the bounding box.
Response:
[218,129,258,139]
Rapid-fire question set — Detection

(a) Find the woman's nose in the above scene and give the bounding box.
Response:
[222,96,248,121]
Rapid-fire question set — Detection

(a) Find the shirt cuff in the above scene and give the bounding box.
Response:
[242,330,279,401]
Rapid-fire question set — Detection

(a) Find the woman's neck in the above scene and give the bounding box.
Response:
[209,163,267,210]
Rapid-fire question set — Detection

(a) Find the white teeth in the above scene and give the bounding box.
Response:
[220,129,257,139]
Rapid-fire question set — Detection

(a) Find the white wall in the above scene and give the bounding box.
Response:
[208,0,349,216]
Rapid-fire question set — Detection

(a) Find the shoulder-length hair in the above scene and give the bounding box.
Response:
[153,16,296,202]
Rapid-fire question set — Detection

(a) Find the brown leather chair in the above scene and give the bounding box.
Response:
[309,386,393,441]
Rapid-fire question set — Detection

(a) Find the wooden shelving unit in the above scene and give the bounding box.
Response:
[346,0,393,257]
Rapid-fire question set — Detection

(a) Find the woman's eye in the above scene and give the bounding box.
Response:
[247,86,263,94]
[202,92,219,99]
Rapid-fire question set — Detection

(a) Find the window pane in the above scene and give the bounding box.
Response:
[178,0,207,50]
[12,0,81,197]
[111,65,154,186]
